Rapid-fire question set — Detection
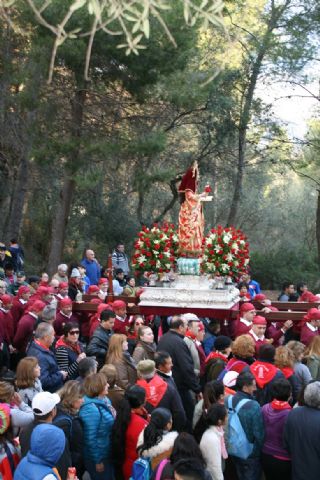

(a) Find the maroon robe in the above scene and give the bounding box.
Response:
[300,323,319,346]
[13,312,38,353]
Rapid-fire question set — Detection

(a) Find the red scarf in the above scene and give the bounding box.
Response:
[281,367,294,379]
[34,339,50,351]
[185,330,197,340]
[137,375,168,407]
[55,336,82,354]
[206,351,228,364]
[250,361,278,388]
[271,399,292,410]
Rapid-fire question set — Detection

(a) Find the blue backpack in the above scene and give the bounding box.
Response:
[130,457,151,480]
[227,396,254,459]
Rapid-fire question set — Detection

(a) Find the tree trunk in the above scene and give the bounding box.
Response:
[316,190,320,268]
[226,2,287,226]
[47,88,86,274]
[6,156,29,241]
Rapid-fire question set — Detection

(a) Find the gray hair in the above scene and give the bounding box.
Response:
[34,322,54,339]
[304,382,320,409]
[58,264,68,271]
[42,305,56,322]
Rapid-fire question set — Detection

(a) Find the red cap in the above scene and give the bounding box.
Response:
[60,297,72,308]
[240,303,255,313]
[37,286,50,296]
[254,294,266,302]
[17,285,30,296]
[0,294,13,306]
[97,303,112,315]
[29,300,46,312]
[90,298,103,304]
[112,300,126,310]
[59,282,68,289]
[98,278,108,285]
[300,291,318,303]
[88,285,99,294]
[253,315,267,326]
[303,307,320,322]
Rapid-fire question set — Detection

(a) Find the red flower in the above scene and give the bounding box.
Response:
[205,184,212,193]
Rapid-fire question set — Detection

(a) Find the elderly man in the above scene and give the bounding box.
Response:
[27,323,67,392]
[52,264,69,284]
[81,249,101,285]
[284,382,320,480]
[183,313,201,377]
[112,243,129,276]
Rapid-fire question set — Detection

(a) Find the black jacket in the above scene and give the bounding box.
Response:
[142,375,186,432]
[157,330,201,394]
[86,325,113,368]
[53,406,85,477]
[284,406,320,480]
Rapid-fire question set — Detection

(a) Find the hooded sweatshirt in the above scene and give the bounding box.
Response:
[14,423,65,479]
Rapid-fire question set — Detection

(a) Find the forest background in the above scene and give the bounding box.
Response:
[0,0,320,289]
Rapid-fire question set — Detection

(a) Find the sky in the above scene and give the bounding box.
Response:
[256,71,319,139]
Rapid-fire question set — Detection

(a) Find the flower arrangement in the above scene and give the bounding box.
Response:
[201,225,249,277]
[131,223,179,273]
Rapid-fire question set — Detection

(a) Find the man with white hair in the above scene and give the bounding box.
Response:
[27,323,67,392]
[52,264,69,284]
[183,313,201,377]
[284,381,320,480]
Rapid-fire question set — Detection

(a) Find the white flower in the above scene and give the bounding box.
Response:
[138,255,146,263]
[162,234,168,240]
[152,250,159,256]
[226,253,233,262]
[138,240,144,247]
[223,234,232,244]
[239,240,245,245]
[156,260,161,269]
[205,237,213,246]
[166,263,171,269]
[221,263,230,271]
[214,245,221,253]
[234,260,239,266]
[172,234,179,242]
[244,258,249,265]
[202,255,208,261]
[232,243,239,252]
[164,251,171,258]
[153,240,160,244]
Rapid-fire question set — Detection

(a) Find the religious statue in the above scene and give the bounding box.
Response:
[178,161,212,257]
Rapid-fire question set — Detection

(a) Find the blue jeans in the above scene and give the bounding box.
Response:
[231,456,262,480]
[85,458,114,480]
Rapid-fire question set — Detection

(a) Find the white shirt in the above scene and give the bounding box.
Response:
[306,322,318,332]
[200,426,224,480]
[240,317,252,327]
[249,329,265,341]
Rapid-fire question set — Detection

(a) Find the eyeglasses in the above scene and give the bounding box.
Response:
[69,330,80,335]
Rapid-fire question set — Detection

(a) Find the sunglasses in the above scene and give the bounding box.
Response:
[69,330,80,335]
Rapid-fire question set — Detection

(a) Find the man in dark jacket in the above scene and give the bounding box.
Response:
[225,371,264,480]
[86,309,115,368]
[19,391,71,480]
[136,359,186,431]
[27,323,67,392]
[157,315,201,430]
[249,344,284,406]
[284,381,320,480]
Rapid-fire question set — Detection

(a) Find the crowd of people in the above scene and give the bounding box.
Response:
[0,240,320,480]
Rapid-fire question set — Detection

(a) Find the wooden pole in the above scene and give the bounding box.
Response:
[107,253,114,302]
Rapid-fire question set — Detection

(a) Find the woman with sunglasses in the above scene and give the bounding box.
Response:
[55,322,86,380]
[127,315,145,354]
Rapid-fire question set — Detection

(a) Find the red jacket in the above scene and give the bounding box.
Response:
[123,412,148,480]
[234,318,252,337]
[266,322,284,348]
[0,309,14,344]
[300,323,319,346]
[11,298,27,328]
[13,312,37,353]
[114,316,130,335]
[54,311,78,337]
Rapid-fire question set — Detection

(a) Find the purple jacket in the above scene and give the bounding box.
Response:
[262,403,291,460]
